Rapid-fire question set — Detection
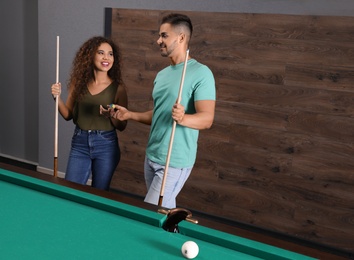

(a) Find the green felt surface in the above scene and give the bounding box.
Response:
[179,221,315,260]
[0,169,316,259]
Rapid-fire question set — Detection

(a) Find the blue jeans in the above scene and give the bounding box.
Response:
[65,126,120,190]
[144,157,192,208]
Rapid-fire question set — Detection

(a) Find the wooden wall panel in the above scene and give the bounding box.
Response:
[108,9,354,253]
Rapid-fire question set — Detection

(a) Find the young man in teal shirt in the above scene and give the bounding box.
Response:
[112,13,216,208]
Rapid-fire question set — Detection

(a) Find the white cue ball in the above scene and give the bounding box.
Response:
[181,241,199,259]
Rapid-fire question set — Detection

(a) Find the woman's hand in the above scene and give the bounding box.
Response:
[100,105,115,118]
[51,83,61,100]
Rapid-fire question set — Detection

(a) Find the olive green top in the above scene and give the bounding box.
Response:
[73,82,117,131]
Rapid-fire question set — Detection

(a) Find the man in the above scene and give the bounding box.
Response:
[112,13,216,208]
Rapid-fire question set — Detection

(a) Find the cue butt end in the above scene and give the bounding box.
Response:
[53,157,58,177]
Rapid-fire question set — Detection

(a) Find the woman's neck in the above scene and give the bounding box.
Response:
[93,70,111,85]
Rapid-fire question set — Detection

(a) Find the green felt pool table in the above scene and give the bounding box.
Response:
[0,167,316,260]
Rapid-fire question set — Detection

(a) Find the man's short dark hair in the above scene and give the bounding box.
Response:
[161,13,193,37]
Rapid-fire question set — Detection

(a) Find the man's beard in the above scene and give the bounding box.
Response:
[160,40,177,57]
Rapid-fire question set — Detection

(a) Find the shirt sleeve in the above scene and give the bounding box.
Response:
[194,65,216,101]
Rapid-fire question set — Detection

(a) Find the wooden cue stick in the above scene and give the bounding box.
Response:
[54,36,59,177]
[158,49,190,206]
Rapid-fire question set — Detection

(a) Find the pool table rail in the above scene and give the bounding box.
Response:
[0,168,166,228]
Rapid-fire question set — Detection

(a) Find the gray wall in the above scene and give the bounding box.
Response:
[0,0,38,164]
[1,0,354,174]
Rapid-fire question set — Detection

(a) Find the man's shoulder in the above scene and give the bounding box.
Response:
[189,59,213,75]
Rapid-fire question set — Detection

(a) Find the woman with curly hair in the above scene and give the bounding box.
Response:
[51,36,127,190]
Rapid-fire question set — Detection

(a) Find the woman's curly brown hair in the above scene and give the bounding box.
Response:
[68,36,123,101]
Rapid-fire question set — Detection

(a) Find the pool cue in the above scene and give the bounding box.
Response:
[54,36,59,177]
[158,49,189,206]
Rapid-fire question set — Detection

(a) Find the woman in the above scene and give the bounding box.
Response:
[51,36,127,190]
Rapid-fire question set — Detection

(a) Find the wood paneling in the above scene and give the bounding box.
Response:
[108,9,354,254]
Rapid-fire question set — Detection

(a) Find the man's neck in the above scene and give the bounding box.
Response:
[169,50,190,65]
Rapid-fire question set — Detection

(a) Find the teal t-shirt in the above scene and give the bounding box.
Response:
[146,59,216,168]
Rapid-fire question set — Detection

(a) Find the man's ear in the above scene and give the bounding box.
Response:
[179,32,186,43]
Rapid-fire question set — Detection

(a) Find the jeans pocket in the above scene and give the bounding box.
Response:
[99,130,117,142]
[73,127,82,137]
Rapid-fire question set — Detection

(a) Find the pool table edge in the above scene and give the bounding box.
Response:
[0,168,166,228]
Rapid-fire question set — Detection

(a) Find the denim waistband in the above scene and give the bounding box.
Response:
[75,126,114,134]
